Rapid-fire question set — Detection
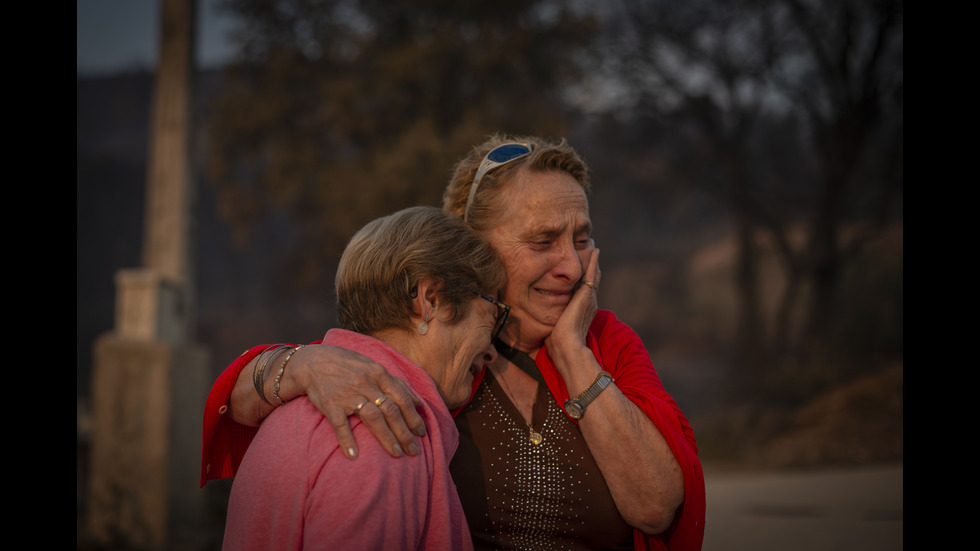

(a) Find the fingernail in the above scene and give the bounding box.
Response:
[346,447,357,460]
[393,444,404,457]
[406,441,419,456]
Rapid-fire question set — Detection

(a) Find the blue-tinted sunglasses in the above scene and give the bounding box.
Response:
[464,143,534,223]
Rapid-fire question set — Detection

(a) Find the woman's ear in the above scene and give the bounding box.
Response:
[413,278,441,335]
[412,278,441,317]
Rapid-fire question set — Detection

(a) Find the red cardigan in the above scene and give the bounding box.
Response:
[201,310,705,551]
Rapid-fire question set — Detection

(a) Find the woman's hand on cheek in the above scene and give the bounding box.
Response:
[548,248,600,354]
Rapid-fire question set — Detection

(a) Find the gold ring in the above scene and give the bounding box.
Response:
[352,401,369,415]
[584,281,596,289]
[373,395,389,407]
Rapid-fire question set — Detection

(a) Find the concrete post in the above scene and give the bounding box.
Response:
[86,1,211,549]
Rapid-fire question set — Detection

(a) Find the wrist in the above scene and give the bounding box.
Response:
[563,371,614,420]
[275,345,310,404]
[272,345,303,405]
[547,339,593,379]
[253,345,290,406]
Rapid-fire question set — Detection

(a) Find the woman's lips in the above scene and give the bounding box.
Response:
[534,287,573,302]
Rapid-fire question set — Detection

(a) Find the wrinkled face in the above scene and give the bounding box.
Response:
[429,297,499,408]
[485,169,593,344]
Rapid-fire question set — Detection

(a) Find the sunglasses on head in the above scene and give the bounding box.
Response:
[476,292,511,343]
[464,143,534,223]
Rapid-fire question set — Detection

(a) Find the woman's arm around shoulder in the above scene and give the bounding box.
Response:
[200,341,429,486]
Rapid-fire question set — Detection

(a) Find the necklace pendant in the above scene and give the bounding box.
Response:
[529,427,543,445]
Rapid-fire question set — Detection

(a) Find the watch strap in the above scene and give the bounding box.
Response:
[571,371,613,410]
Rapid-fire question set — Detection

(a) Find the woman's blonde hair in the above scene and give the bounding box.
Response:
[442,133,591,232]
[336,206,506,335]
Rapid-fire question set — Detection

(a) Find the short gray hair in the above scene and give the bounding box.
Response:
[336,206,506,335]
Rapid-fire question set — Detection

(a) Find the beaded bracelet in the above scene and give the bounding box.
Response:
[273,345,304,405]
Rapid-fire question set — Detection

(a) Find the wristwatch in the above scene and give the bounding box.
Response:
[563,371,614,420]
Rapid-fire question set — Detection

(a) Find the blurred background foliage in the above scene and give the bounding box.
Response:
[206,0,599,274]
[202,0,902,464]
[80,0,902,468]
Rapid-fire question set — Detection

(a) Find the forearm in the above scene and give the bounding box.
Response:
[226,340,428,460]
[229,355,276,426]
[550,343,684,534]
[579,384,684,534]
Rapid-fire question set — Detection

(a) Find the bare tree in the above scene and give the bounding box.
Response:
[205,0,598,288]
[600,0,902,387]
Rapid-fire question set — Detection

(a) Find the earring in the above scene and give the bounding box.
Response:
[418,311,430,335]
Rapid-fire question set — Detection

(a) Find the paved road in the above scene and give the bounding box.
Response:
[702,464,903,551]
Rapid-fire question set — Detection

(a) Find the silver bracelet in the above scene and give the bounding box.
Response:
[253,345,289,406]
[273,345,303,405]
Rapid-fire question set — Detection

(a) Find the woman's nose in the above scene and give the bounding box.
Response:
[483,341,498,365]
[553,239,585,281]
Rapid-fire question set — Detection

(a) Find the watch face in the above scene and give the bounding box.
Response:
[564,400,583,420]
